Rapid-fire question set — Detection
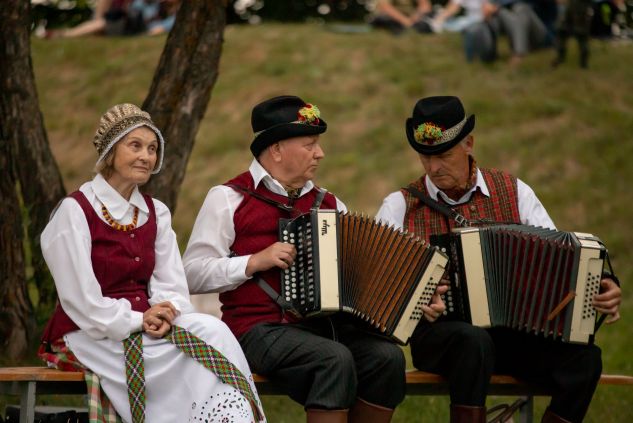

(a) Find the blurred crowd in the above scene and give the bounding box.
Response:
[33,0,631,69]
[369,0,632,68]
[36,0,180,38]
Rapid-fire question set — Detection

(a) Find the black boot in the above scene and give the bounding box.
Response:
[348,398,394,423]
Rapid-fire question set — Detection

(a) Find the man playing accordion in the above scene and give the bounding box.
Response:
[376,95,621,423]
[184,95,421,422]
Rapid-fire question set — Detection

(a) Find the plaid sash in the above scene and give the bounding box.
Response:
[123,326,264,423]
[123,332,146,423]
[39,340,121,422]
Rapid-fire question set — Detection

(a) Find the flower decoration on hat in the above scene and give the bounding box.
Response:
[297,103,321,125]
[414,122,443,145]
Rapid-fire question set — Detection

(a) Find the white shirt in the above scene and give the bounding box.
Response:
[40,173,193,341]
[183,159,347,294]
[375,168,556,230]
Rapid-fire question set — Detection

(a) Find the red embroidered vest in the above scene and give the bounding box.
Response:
[41,191,156,343]
[401,168,521,242]
[219,172,338,339]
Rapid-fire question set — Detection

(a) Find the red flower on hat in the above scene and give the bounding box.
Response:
[297,103,321,125]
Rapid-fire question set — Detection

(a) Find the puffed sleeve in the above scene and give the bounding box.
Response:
[516,179,556,229]
[183,186,252,294]
[147,199,195,314]
[375,191,407,230]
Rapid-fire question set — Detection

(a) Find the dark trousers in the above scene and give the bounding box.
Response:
[239,315,406,410]
[555,0,592,66]
[410,321,602,422]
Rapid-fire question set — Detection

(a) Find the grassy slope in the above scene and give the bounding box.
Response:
[22,24,633,421]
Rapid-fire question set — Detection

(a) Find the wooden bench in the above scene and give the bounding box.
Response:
[1,367,632,423]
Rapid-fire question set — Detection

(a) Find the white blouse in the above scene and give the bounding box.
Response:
[375,168,556,230]
[41,173,193,342]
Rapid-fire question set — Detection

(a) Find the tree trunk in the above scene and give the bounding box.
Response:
[0,126,34,360]
[142,0,227,211]
[0,1,227,356]
[0,0,66,354]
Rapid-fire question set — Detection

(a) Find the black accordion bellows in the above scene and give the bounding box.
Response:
[432,225,607,344]
[279,210,448,344]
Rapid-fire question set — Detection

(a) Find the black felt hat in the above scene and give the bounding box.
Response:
[405,96,475,155]
[250,95,327,157]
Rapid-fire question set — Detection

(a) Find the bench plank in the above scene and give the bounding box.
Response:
[2,366,632,386]
[2,367,632,423]
[0,367,84,382]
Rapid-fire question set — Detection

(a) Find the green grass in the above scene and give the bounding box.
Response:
[8,24,633,421]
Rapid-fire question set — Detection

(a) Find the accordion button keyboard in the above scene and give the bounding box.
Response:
[444,289,455,314]
[582,272,601,319]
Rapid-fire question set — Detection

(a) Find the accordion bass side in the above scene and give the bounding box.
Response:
[432,225,606,344]
[279,210,448,344]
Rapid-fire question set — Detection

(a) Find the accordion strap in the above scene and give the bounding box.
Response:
[227,248,302,318]
[255,277,302,319]
[404,185,470,227]
[227,184,328,214]
[312,188,326,210]
[594,250,619,331]
[226,183,294,212]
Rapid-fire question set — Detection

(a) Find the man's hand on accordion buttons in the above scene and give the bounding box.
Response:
[422,284,449,322]
[246,241,297,276]
[593,278,621,324]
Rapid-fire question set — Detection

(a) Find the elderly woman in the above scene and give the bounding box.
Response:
[39,104,264,423]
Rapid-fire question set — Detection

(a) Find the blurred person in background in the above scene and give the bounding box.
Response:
[485,0,552,66]
[460,0,552,65]
[44,0,179,38]
[369,0,435,34]
[551,0,593,67]
[430,0,486,32]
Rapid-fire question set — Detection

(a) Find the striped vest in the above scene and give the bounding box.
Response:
[401,168,521,243]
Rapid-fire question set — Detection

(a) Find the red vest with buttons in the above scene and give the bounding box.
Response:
[219,171,338,339]
[41,190,156,343]
[401,168,522,242]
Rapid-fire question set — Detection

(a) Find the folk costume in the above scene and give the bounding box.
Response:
[376,96,602,423]
[40,104,264,423]
[184,96,406,414]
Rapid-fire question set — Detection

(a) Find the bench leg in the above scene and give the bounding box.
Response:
[517,395,534,423]
[19,381,36,423]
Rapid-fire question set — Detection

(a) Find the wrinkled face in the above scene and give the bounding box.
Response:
[111,126,158,186]
[419,136,473,191]
[275,135,325,187]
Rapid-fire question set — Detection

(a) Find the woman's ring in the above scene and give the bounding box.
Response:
[157,311,162,317]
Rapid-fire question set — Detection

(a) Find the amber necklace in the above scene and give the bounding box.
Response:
[101,204,139,232]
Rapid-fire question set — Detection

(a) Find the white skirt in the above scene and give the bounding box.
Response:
[65,313,265,423]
